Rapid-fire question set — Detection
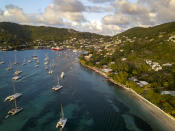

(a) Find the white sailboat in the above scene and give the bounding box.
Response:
[56,104,67,128]
[13,54,18,65]
[14,64,22,75]
[6,60,13,71]
[52,75,63,91]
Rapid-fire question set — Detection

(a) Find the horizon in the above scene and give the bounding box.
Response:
[0,0,175,36]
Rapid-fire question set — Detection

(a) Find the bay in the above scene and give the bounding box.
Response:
[0,50,166,131]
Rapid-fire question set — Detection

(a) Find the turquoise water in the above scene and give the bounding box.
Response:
[0,50,166,131]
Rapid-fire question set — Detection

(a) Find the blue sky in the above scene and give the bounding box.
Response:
[0,0,174,35]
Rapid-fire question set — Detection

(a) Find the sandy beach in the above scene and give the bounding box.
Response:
[80,62,175,131]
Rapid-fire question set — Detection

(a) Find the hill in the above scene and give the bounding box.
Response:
[0,22,109,49]
[80,21,175,117]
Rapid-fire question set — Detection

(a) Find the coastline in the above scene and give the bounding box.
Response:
[80,61,175,130]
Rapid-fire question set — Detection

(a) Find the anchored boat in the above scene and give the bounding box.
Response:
[56,104,67,128]
[52,75,63,91]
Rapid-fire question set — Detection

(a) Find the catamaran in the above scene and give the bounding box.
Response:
[12,75,22,80]
[52,75,63,91]
[4,93,22,102]
[4,82,23,119]
[56,104,67,128]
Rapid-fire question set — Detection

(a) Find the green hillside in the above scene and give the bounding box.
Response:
[80,21,175,117]
[0,22,108,49]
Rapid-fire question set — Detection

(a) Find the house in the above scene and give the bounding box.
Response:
[161,91,175,96]
[152,64,162,71]
[84,54,92,61]
[102,68,112,73]
[162,63,172,67]
[128,77,138,82]
[121,58,127,61]
[136,81,149,87]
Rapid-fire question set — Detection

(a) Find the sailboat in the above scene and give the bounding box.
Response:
[6,60,13,71]
[52,75,63,91]
[56,104,67,128]
[48,65,53,75]
[52,59,55,68]
[14,64,22,75]
[13,54,18,65]
[45,53,49,61]
[4,82,22,102]
[5,82,23,119]
[22,58,26,66]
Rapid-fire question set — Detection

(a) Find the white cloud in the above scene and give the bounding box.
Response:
[0,0,175,35]
[102,14,129,25]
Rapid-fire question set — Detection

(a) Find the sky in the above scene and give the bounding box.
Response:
[0,0,175,36]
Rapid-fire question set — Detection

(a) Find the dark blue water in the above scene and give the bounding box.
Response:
[0,50,166,131]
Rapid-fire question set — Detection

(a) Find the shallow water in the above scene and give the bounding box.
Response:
[0,50,166,131]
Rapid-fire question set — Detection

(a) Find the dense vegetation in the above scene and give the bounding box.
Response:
[81,21,175,117]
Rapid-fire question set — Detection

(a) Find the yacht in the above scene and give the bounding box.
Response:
[56,104,67,128]
[60,72,64,79]
[28,59,32,63]
[52,76,63,91]
[4,93,22,102]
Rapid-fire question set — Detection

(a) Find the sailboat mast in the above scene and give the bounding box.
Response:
[61,104,64,119]
[13,82,17,109]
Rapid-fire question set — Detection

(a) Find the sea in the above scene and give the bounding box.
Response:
[0,49,167,131]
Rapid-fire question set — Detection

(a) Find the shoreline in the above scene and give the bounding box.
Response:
[80,62,175,130]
